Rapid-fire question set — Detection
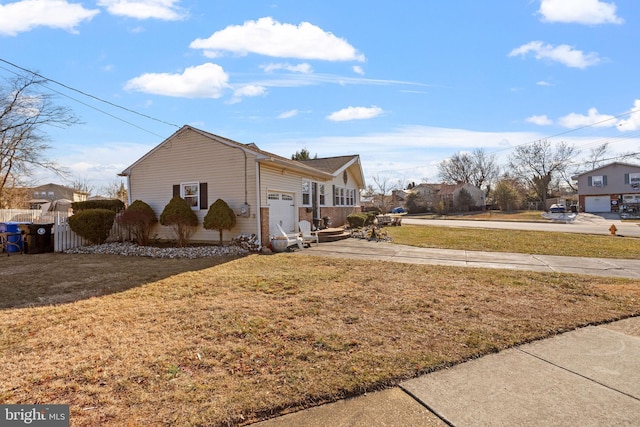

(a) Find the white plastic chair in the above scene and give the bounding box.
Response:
[276,223,304,250]
[299,220,319,246]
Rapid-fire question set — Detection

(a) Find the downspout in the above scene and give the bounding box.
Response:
[126,175,132,206]
[255,162,262,247]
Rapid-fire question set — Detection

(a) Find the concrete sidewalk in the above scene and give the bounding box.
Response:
[251,240,640,426]
[293,238,640,279]
[254,317,640,426]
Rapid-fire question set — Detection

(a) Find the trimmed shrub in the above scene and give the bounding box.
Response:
[72,199,125,213]
[159,196,198,247]
[68,209,116,245]
[347,213,368,229]
[203,199,237,246]
[117,200,158,246]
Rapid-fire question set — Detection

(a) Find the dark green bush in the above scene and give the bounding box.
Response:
[68,209,116,245]
[347,213,368,228]
[72,199,125,213]
[159,196,198,247]
[203,199,237,245]
[117,200,157,246]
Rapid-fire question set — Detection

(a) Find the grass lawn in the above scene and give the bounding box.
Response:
[412,210,549,222]
[387,225,640,259]
[1,250,639,426]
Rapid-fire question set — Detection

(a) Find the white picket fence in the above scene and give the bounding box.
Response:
[1,209,128,253]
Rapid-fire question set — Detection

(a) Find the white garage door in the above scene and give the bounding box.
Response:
[585,196,611,213]
[268,192,296,236]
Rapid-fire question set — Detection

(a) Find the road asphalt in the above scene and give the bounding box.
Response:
[252,218,640,426]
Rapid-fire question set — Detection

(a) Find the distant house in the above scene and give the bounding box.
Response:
[409,182,485,211]
[572,162,640,213]
[21,183,89,209]
[120,125,365,245]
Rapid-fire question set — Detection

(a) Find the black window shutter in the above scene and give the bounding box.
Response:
[625,174,630,184]
[603,175,608,186]
[588,177,592,186]
[173,185,180,197]
[200,182,208,209]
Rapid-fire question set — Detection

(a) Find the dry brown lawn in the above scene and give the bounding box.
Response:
[1,252,640,426]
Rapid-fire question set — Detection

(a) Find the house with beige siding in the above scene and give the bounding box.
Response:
[119,125,365,246]
[572,162,640,213]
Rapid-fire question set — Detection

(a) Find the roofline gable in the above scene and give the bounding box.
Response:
[572,161,640,179]
[120,125,344,181]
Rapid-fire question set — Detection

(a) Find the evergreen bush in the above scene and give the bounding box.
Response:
[118,200,158,246]
[203,199,237,245]
[68,208,116,245]
[159,196,199,247]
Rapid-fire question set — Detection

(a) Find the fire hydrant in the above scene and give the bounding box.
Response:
[609,224,617,235]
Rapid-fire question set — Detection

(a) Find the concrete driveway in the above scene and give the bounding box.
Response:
[402,213,640,237]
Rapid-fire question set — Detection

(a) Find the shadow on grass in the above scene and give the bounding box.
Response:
[0,252,245,310]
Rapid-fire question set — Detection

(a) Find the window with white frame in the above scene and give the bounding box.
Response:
[334,186,356,206]
[629,173,640,188]
[591,175,605,187]
[181,182,199,208]
[319,184,326,205]
[347,189,355,205]
[302,180,310,206]
[48,191,55,198]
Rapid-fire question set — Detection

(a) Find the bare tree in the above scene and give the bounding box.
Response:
[586,143,611,170]
[371,174,400,213]
[508,140,579,208]
[0,72,78,206]
[438,148,499,194]
[69,177,94,197]
[100,179,128,204]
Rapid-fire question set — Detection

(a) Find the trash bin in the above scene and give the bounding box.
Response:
[322,216,332,228]
[21,223,54,254]
[0,222,24,253]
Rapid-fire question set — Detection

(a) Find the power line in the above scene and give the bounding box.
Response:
[0,57,180,130]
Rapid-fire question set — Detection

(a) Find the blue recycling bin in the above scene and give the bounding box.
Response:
[0,222,25,253]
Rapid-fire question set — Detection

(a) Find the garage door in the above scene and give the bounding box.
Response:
[585,196,611,213]
[268,192,296,236]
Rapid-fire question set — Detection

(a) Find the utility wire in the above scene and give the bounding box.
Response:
[0,57,180,130]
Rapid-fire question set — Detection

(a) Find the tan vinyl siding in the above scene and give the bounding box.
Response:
[259,164,305,206]
[128,129,258,242]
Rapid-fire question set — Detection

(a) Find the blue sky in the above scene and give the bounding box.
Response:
[2,0,639,193]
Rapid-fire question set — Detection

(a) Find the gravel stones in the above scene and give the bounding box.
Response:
[65,242,249,259]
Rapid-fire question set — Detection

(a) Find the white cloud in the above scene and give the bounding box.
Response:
[538,0,623,25]
[97,0,187,21]
[229,85,267,104]
[617,99,640,131]
[509,41,600,69]
[190,17,365,62]
[0,0,99,36]
[327,106,383,122]
[260,63,313,73]
[278,110,299,119]
[353,66,365,75]
[526,115,553,126]
[557,107,616,128]
[536,80,553,86]
[124,63,229,98]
